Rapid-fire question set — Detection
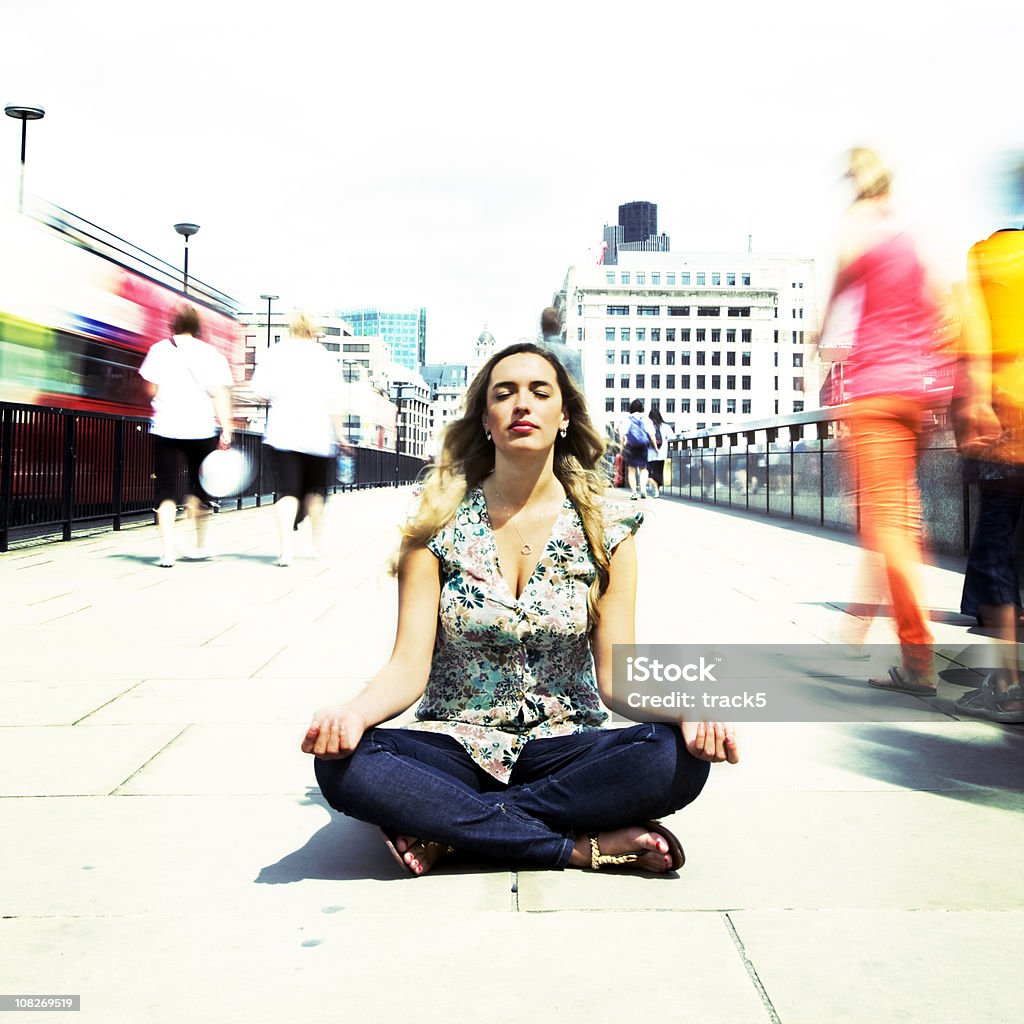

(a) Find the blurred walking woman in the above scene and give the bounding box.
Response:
[250,312,345,566]
[823,147,940,692]
[301,342,738,876]
[138,305,234,567]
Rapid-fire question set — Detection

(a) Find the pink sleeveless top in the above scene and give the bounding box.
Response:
[837,232,937,400]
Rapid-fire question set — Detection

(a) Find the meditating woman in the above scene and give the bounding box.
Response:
[301,341,738,875]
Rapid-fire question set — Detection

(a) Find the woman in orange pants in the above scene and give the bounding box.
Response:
[823,148,939,693]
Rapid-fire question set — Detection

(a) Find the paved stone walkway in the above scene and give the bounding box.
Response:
[1,489,1021,1023]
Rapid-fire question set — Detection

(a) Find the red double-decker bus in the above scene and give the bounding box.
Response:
[0,202,242,412]
[0,203,244,531]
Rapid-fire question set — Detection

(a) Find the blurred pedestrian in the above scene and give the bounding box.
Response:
[952,156,1024,722]
[820,147,940,693]
[539,306,583,388]
[620,399,654,500]
[138,304,234,568]
[646,405,672,498]
[250,311,346,566]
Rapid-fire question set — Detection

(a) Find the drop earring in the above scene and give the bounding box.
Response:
[485,429,492,442]
[559,427,568,438]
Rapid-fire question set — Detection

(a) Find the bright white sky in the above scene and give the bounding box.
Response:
[2,0,1021,362]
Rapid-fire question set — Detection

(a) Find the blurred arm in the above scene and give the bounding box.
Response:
[213,386,233,447]
[956,252,1000,451]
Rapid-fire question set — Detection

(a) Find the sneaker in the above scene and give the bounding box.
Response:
[955,673,1024,723]
[630,492,639,501]
[157,552,175,568]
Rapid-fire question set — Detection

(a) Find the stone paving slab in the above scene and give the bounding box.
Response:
[729,910,1024,1024]
[3,488,1022,1024]
[0,679,134,726]
[115,723,312,796]
[4,642,283,681]
[81,678,365,726]
[700,721,1024,795]
[517,788,1022,913]
[0,911,769,1024]
[0,724,184,796]
[0,796,511,917]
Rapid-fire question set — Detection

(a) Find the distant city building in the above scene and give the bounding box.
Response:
[337,306,426,372]
[560,248,818,437]
[389,365,430,459]
[420,361,470,456]
[619,201,658,244]
[469,327,497,381]
[602,200,670,266]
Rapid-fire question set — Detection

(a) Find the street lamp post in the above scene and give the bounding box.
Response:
[4,104,45,214]
[259,294,278,348]
[173,222,200,295]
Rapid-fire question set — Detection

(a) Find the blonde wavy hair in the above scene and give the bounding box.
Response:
[290,311,318,339]
[403,342,614,624]
[846,146,892,201]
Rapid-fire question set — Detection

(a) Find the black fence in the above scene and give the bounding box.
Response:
[0,402,427,552]
[661,405,972,556]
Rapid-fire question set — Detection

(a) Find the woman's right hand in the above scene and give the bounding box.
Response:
[300,705,367,760]
[681,720,740,763]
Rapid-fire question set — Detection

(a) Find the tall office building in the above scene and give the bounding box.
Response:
[619,201,658,243]
[602,200,670,265]
[337,306,427,372]
[561,249,818,436]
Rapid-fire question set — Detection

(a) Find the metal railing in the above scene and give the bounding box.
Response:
[0,401,427,552]
[658,402,972,555]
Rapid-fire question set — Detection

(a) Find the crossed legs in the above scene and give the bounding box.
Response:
[314,724,710,873]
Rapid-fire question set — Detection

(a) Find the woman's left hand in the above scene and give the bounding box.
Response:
[681,720,740,763]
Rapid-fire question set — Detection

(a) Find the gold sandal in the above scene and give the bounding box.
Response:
[588,820,686,872]
[588,832,641,870]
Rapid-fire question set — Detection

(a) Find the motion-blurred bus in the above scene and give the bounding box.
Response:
[0,202,242,413]
[0,203,243,534]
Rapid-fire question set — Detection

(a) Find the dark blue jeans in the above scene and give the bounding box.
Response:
[961,480,1024,619]
[314,723,710,868]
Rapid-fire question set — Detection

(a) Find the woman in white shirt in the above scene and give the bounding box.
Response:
[250,312,345,566]
[138,305,234,567]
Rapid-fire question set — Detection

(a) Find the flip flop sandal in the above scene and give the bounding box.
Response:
[380,830,453,875]
[380,829,411,874]
[644,819,686,871]
[867,665,937,696]
[588,820,686,872]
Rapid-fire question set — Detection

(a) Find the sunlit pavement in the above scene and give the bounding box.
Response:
[1,489,1021,1024]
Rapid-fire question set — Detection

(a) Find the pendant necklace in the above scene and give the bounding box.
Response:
[496,491,533,555]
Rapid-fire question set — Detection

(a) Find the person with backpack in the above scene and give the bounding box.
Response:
[620,398,654,500]
[646,405,672,498]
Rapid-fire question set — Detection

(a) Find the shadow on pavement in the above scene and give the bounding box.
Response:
[828,723,1024,810]
[254,790,498,883]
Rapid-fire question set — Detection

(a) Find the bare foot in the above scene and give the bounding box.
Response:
[394,835,451,876]
[569,825,675,873]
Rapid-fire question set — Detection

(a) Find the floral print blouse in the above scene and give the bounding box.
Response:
[408,485,642,783]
